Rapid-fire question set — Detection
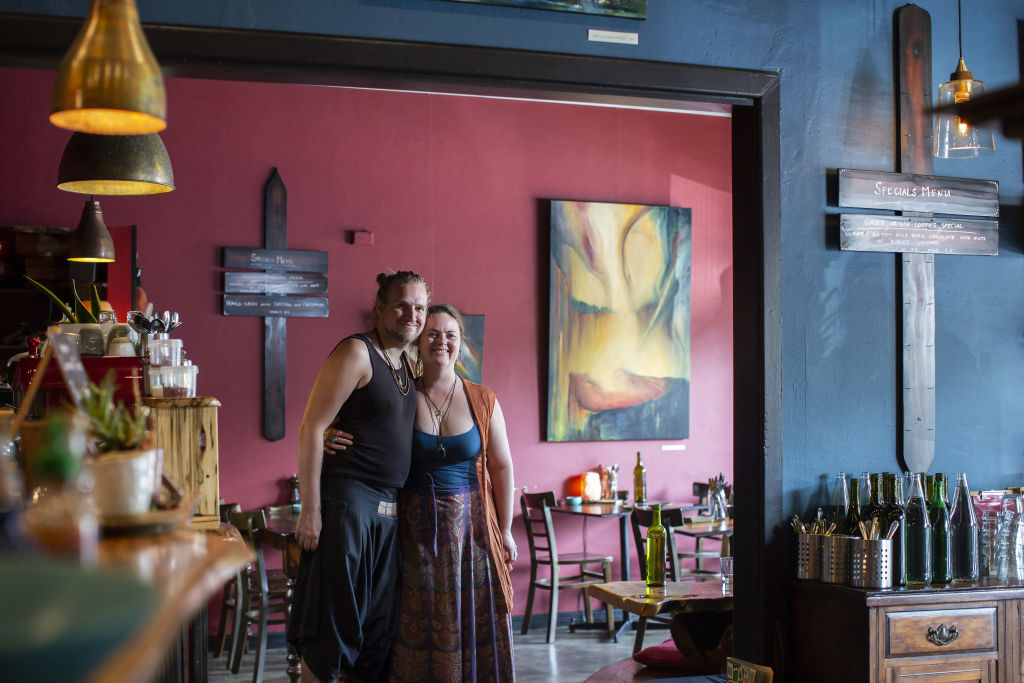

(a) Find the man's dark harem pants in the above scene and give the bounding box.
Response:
[286,478,400,682]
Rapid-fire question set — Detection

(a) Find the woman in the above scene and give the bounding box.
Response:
[332,303,517,681]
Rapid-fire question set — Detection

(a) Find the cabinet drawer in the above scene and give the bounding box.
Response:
[886,607,997,657]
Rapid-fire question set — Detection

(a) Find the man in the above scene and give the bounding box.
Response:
[287,270,429,683]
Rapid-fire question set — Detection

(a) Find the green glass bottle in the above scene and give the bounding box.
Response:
[842,478,862,535]
[929,474,952,583]
[864,473,886,534]
[646,503,666,587]
[634,452,647,507]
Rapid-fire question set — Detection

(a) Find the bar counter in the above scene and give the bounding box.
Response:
[86,523,253,683]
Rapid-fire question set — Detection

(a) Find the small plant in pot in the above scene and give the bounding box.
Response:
[80,373,159,519]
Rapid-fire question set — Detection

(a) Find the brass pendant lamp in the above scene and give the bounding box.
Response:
[57,132,174,195]
[67,198,115,263]
[933,0,995,158]
[50,0,166,135]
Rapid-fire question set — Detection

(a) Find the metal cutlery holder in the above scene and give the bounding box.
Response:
[823,534,853,584]
[796,533,824,580]
[849,538,893,588]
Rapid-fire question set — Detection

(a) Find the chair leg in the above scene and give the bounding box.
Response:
[582,571,594,624]
[633,616,648,656]
[546,574,559,643]
[602,562,614,637]
[521,564,538,635]
[213,580,233,658]
[230,613,247,675]
[252,594,269,683]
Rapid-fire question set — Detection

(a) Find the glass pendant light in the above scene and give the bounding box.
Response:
[934,0,995,158]
[50,0,166,135]
[57,133,174,195]
[67,198,116,263]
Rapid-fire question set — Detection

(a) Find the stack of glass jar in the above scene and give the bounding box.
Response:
[147,334,197,398]
[821,471,1022,586]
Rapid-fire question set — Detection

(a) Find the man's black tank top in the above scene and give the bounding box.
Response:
[322,333,417,489]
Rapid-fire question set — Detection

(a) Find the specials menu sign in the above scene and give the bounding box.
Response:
[837,169,999,255]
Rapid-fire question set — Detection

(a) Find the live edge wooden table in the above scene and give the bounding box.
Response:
[87,523,254,683]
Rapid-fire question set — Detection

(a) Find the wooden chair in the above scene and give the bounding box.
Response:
[213,502,242,661]
[520,490,615,643]
[630,507,718,653]
[228,509,293,683]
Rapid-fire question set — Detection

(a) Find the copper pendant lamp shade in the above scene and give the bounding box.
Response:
[50,0,166,135]
[68,198,116,263]
[57,132,174,195]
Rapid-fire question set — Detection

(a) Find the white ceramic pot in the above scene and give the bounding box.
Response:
[89,449,158,518]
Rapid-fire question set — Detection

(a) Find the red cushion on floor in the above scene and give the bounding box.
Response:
[632,638,698,670]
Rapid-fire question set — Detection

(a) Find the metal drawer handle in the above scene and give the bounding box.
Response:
[927,623,959,646]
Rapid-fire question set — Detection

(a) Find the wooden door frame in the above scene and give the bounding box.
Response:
[0,12,783,663]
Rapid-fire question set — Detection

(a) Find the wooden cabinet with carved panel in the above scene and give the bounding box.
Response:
[788,581,1024,683]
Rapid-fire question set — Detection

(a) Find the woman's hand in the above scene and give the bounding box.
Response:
[502,529,518,566]
[323,424,354,454]
[295,507,322,552]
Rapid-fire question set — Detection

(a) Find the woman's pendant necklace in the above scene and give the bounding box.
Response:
[422,375,458,459]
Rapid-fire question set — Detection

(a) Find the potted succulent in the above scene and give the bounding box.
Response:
[79,372,159,518]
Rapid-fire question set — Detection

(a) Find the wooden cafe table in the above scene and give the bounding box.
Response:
[549,501,634,581]
[585,579,733,655]
[255,506,303,683]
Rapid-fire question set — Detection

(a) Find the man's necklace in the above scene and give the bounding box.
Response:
[371,332,410,396]
[421,375,458,458]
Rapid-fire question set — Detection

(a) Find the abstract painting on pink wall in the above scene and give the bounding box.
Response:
[547,200,691,442]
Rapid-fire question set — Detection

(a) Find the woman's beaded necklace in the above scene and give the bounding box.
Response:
[371,332,410,396]
[421,375,458,458]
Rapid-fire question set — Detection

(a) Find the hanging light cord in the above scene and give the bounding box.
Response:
[957,0,963,61]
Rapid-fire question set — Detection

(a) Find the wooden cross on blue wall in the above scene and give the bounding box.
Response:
[833,7,999,473]
[221,168,329,441]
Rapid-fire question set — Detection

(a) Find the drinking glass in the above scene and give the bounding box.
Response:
[720,556,734,593]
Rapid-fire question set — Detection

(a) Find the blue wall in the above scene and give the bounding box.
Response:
[6,0,1024,516]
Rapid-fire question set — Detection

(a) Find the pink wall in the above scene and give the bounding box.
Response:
[0,67,733,615]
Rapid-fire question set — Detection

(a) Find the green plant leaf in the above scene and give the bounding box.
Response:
[23,275,76,323]
[90,283,102,321]
[72,279,98,324]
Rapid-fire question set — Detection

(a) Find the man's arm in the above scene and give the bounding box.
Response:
[295,337,371,552]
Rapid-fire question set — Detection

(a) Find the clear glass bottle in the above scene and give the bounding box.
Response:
[828,472,849,527]
[884,475,908,586]
[905,473,932,585]
[633,452,647,507]
[645,503,666,587]
[950,472,980,582]
[928,474,952,583]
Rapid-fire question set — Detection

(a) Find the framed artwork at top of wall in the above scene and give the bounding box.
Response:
[439,0,646,20]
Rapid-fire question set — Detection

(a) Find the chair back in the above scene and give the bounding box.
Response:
[631,506,684,581]
[219,501,241,524]
[520,490,559,565]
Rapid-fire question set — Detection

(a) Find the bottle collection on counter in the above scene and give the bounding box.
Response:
[793,471,1023,588]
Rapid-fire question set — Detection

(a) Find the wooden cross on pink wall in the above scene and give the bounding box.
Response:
[221,168,329,441]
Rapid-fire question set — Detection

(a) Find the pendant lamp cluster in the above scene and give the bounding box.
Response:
[933,0,995,159]
[51,0,173,263]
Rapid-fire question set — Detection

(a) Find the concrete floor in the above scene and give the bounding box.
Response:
[208,616,651,683]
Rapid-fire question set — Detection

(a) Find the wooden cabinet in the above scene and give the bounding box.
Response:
[144,397,220,523]
[788,581,1024,683]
